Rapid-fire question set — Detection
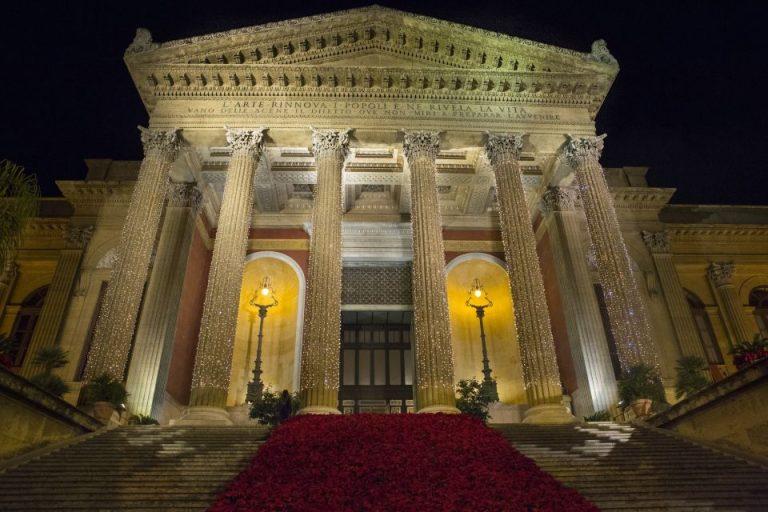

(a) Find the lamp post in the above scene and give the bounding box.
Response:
[466,278,499,401]
[246,276,278,403]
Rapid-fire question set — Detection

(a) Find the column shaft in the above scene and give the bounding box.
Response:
[0,261,18,321]
[486,135,563,406]
[542,187,618,414]
[403,131,457,413]
[643,231,708,361]
[125,183,200,416]
[565,135,659,373]
[84,128,180,380]
[20,226,92,377]
[708,262,752,345]
[189,128,265,409]
[298,129,348,414]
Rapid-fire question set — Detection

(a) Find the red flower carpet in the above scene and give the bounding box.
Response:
[209,414,598,512]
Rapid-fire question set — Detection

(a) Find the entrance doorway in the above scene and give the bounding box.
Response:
[339,310,415,414]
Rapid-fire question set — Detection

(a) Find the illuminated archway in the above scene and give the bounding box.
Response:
[446,253,525,404]
[227,252,305,406]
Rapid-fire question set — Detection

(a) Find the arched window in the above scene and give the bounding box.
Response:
[8,286,48,366]
[685,289,723,364]
[749,286,768,337]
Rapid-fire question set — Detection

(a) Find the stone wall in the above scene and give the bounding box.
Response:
[648,358,768,460]
[0,366,101,461]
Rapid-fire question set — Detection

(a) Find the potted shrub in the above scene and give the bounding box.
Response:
[618,364,666,418]
[674,356,709,399]
[730,335,768,369]
[250,388,300,426]
[455,378,497,422]
[29,346,70,397]
[82,373,128,423]
[128,414,159,425]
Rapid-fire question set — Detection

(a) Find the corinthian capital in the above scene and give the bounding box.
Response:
[484,132,524,167]
[225,126,267,153]
[641,230,670,254]
[541,186,580,213]
[64,224,94,249]
[402,130,440,162]
[168,182,202,209]
[564,134,606,168]
[138,127,182,157]
[310,127,351,157]
[708,261,735,287]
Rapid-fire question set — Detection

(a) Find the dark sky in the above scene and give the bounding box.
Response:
[2,1,766,205]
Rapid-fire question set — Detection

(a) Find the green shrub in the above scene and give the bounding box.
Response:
[128,414,159,425]
[455,378,496,422]
[249,389,300,426]
[81,373,128,407]
[30,373,69,397]
[618,364,667,405]
[674,356,709,399]
[583,410,611,422]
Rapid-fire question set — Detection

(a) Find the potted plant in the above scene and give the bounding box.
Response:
[618,364,666,418]
[81,373,128,423]
[674,356,709,399]
[128,414,159,425]
[29,346,70,397]
[730,335,768,369]
[455,377,497,422]
[250,388,300,426]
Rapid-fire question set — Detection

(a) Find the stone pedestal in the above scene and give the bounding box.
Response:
[403,131,458,414]
[181,127,265,424]
[125,183,201,417]
[84,128,181,380]
[298,129,348,414]
[485,134,573,423]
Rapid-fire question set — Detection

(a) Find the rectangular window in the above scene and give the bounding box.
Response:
[358,349,371,385]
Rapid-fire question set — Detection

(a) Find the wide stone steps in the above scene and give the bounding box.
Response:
[0,425,269,512]
[495,422,768,511]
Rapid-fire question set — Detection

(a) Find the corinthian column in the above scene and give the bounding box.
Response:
[541,186,618,415]
[402,131,457,413]
[565,135,660,374]
[183,128,265,424]
[708,262,751,345]
[21,225,93,378]
[0,260,18,318]
[298,128,349,415]
[642,231,709,363]
[126,183,201,417]
[84,127,181,381]
[485,134,572,423]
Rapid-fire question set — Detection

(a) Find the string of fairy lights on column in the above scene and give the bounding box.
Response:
[564,134,660,374]
[84,127,181,381]
[298,128,349,412]
[189,127,266,407]
[485,133,564,406]
[402,131,457,411]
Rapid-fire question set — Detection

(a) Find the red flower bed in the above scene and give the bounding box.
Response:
[209,414,599,512]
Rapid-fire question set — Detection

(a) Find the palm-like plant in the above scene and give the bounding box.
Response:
[0,332,18,367]
[0,160,39,271]
[29,346,70,397]
[674,356,709,399]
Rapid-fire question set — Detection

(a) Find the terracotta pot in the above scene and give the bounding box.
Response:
[630,398,653,418]
[92,401,115,423]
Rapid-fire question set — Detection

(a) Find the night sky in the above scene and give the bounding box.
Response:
[2,1,766,205]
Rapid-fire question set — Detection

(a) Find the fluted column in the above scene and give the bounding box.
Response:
[403,131,457,413]
[642,231,709,363]
[84,127,181,381]
[21,225,94,377]
[542,186,618,415]
[125,183,201,417]
[185,128,265,421]
[485,134,572,423]
[0,260,18,319]
[565,135,660,374]
[708,262,752,345]
[298,128,349,415]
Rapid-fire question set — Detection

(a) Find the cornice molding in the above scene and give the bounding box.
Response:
[610,187,675,211]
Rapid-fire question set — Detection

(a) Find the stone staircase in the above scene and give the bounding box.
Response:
[0,425,269,511]
[496,422,768,511]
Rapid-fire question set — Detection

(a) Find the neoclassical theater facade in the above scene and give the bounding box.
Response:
[3,6,768,424]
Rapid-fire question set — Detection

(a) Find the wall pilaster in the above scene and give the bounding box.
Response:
[707,262,752,346]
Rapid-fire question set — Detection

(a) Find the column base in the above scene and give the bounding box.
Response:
[297,405,341,415]
[173,406,233,426]
[417,404,461,414]
[522,404,576,424]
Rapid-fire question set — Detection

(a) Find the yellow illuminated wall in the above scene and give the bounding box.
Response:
[446,257,526,404]
[227,255,302,406]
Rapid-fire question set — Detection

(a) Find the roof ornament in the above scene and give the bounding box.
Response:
[587,39,617,65]
[126,28,158,54]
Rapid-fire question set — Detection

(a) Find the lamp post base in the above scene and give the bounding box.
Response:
[522,404,576,424]
[174,406,234,426]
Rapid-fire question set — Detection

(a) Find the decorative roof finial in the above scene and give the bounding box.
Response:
[587,39,617,65]
[126,28,158,54]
